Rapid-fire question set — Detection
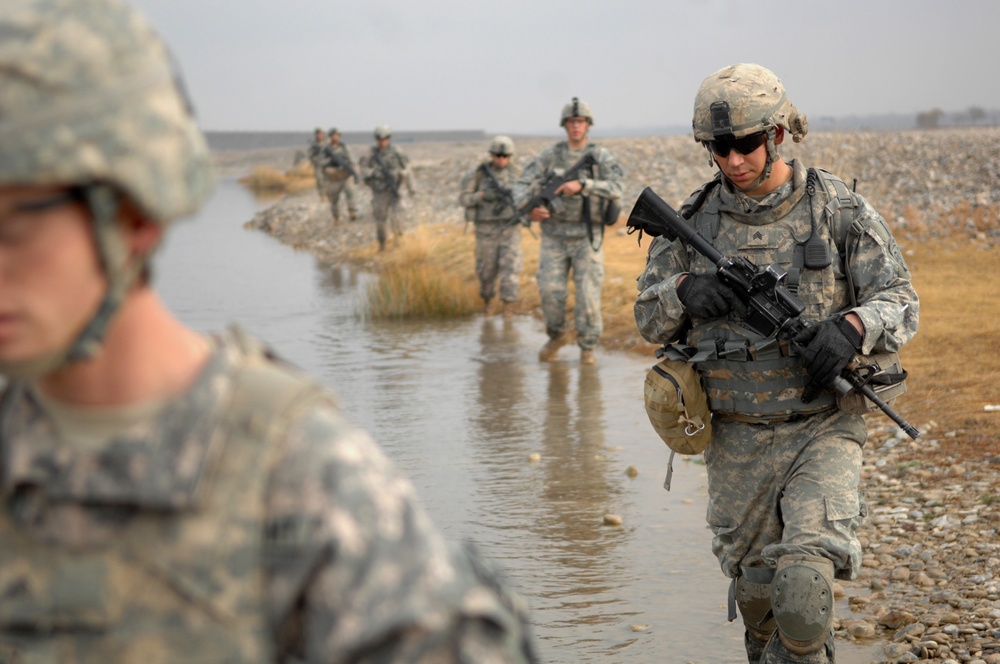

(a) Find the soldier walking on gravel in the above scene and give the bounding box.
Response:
[307,126,329,200]
[459,135,523,317]
[0,2,538,662]
[634,63,919,663]
[320,127,359,223]
[359,124,413,251]
[514,97,623,366]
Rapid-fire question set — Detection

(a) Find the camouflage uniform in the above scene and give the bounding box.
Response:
[0,329,536,663]
[514,142,623,350]
[0,1,537,662]
[320,141,359,222]
[635,159,918,661]
[459,160,523,306]
[359,142,411,250]
[307,131,329,199]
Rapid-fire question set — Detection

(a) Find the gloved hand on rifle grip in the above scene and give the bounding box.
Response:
[793,315,864,390]
[676,274,746,319]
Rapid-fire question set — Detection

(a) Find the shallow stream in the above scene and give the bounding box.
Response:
[156,178,882,664]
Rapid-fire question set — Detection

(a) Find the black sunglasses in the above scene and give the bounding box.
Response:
[708,132,766,158]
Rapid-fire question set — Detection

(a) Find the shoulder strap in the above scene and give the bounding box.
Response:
[681,175,723,238]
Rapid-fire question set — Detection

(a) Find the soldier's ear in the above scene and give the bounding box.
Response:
[773,126,785,146]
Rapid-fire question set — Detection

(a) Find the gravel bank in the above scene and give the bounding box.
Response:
[236,128,1000,663]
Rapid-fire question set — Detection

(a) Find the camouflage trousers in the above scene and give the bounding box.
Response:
[703,409,868,581]
[324,178,357,220]
[371,190,404,248]
[474,222,522,302]
[536,233,604,349]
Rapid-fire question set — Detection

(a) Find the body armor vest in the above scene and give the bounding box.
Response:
[682,162,856,420]
[0,330,327,663]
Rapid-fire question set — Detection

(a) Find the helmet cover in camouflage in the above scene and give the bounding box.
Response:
[692,63,807,143]
[488,135,515,156]
[0,0,215,223]
[374,124,391,139]
[560,97,594,126]
[328,127,340,136]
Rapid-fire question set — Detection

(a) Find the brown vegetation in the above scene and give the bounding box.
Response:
[355,216,1000,461]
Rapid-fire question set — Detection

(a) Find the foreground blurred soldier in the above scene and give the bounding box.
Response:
[514,98,623,365]
[634,64,918,663]
[459,136,523,317]
[0,1,537,662]
[359,125,413,251]
[321,127,359,223]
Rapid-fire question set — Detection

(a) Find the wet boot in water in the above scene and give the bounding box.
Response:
[580,348,597,365]
[538,334,569,362]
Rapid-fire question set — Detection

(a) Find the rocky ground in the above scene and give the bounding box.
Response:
[230,128,1000,664]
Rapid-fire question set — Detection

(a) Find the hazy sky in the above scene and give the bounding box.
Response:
[131,0,1000,136]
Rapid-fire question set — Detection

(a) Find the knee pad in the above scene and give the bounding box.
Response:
[735,575,777,644]
[771,554,834,655]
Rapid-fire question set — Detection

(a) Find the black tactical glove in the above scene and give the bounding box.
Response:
[676,274,746,319]
[794,316,864,390]
[480,188,501,203]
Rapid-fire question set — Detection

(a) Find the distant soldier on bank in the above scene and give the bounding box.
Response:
[359,124,413,251]
[459,135,523,317]
[0,1,539,662]
[307,126,329,199]
[320,127,359,223]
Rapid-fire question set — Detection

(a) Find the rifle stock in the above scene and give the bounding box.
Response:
[627,186,919,439]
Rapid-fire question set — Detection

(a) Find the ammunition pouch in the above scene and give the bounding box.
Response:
[643,356,712,455]
[836,351,908,415]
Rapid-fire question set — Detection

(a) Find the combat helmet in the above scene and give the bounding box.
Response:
[560,97,594,126]
[692,63,808,190]
[0,0,215,377]
[374,124,391,139]
[328,127,340,136]
[489,135,515,157]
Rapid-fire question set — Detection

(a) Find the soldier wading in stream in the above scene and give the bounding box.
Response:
[514,97,623,366]
[459,135,523,317]
[634,63,918,663]
[0,1,538,662]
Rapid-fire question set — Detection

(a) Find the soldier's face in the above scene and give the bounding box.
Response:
[491,154,511,169]
[376,138,390,149]
[712,127,784,194]
[0,185,105,366]
[330,133,340,145]
[563,117,589,143]
[712,139,768,191]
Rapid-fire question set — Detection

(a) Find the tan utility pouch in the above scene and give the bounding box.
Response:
[643,358,712,454]
[836,352,908,415]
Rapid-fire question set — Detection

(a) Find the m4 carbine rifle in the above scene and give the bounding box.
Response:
[477,163,517,218]
[626,186,919,440]
[323,148,359,183]
[505,151,619,231]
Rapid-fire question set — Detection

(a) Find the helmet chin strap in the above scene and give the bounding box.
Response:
[0,184,143,380]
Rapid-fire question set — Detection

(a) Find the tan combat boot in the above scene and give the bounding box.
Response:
[501,301,517,319]
[580,349,597,365]
[538,334,568,362]
[482,298,493,316]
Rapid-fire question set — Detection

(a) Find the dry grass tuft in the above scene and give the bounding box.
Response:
[363,227,482,319]
[239,162,317,195]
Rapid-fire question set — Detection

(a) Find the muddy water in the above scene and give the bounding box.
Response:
[157,179,882,664]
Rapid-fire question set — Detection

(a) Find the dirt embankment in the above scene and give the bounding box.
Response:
[235,128,1000,664]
